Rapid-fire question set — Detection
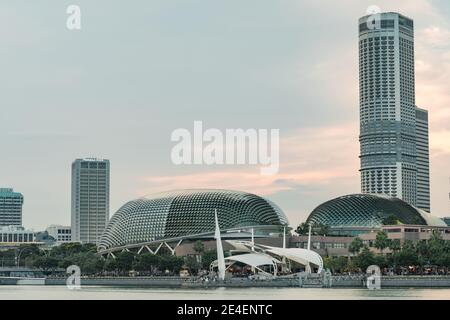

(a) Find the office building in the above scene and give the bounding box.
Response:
[0,188,24,226]
[359,12,430,208]
[71,158,110,244]
[415,107,430,212]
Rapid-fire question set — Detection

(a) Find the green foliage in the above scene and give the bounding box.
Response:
[201,250,217,270]
[185,255,202,275]
[389,239,401,252]
[32,256,59,272]
[324,256,349,274]
[160,255,184,273]
[374,231,390,253]
[133,253,161,272]
[348,237,364,256]
[295,222,309,235]
[295,222,330,236]
[352,246,376,271]
[115,251,136,272]
[382,214,400,225]
[193,241,205,254]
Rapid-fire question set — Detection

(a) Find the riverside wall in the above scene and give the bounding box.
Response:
[5,275,450,288]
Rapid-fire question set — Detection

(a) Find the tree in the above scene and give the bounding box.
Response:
[324,256,348,274]
[295,222,330,236]
[395,241,418,268]
[348,237,364,256]
[428,230,444,266]
[374,231,390,253]
[382,214,399,225]
[193,241,205,254]
[315,223,330,236]
[104,258,118,272]
[160,255,183,274]
[115,251,135,273]
[185,256,201,275]
[353,246,376,271]
[32,256,59,273]
[201,250,217,270]
[193,240,205,264]
[389,239,401,253]
[71,252,104,274]
[295,222,310,235]
[134,254,160,273]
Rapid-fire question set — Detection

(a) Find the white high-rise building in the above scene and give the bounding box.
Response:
[358,12,430,211]
[71,158,110,244]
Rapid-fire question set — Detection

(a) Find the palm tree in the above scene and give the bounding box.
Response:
[389,239,401,253]
[348,237,364,256]
[374,230,389,254]
[295,222,310,235]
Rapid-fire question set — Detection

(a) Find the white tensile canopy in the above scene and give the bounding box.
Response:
[264,247,323,273]
[210,253,281,276]
[225,253,280,268]
[225,240,324,274]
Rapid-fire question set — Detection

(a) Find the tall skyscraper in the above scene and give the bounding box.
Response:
[0,188,24,226]
[415,107,430,212]
[358,12,430,211]
[71,158,110,244]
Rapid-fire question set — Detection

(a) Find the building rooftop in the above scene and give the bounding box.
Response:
[0,188,23,198]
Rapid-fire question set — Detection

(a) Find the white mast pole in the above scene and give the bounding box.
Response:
[307,223,312,251]
[214,209,225,281]
[251,227,254,251]
[306,223,312,274]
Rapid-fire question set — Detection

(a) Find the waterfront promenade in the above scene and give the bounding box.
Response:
[39,275,450,288]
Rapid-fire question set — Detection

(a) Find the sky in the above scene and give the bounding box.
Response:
[1,0,449,230]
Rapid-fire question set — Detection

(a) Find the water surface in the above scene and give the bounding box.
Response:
[1,286,450,300]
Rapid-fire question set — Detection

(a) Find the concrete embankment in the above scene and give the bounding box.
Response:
[333,275,450,288]
[45,277,299,288]
[6,275,450,288]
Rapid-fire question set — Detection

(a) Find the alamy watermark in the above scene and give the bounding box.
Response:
[366,5,382,30]
[366,265,381,290]
[66,265,81,290]
[66,5,81,30]
[171,121,280,175]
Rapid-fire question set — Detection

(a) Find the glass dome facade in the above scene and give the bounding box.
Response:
[98,189,288,252]
[306,194,435,228]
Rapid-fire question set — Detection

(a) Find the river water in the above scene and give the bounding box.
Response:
[0,286,450,299]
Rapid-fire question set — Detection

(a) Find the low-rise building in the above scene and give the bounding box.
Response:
[45,225,71,244]
[0,225,36,250]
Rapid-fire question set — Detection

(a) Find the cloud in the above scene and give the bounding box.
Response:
[140,123,359,195]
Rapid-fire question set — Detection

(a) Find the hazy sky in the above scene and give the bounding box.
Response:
[1,0,449,230]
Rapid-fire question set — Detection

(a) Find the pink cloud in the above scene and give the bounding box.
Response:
[139,123,359,197]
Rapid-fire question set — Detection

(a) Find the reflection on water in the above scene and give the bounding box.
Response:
[0,286,449,300]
